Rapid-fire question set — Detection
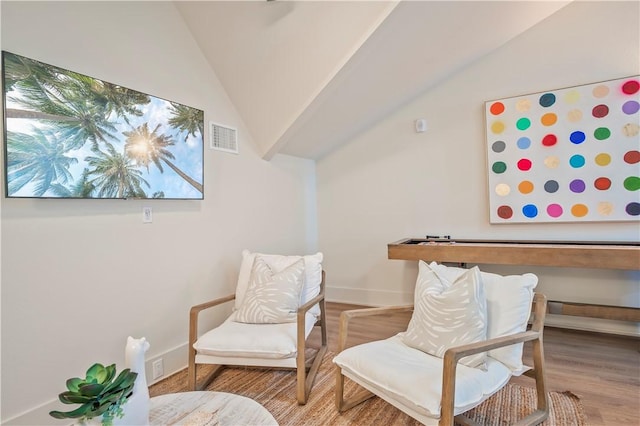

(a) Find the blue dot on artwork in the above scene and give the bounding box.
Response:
[517,137,531,149]
[539,93,556,107]
[522,204,538,218]
[570,131,586,144]
[569,154,585,168]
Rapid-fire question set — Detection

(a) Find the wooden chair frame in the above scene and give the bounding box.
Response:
[336,292,549,426]
[189,271,328,405]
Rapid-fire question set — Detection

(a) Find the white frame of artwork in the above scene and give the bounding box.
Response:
[485,76,640,224]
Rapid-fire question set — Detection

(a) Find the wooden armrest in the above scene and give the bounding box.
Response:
[444,329,541,362]
[189,294,236,347]
[298,290,325,315]
[338,305,414,352]
[190,294,236,316]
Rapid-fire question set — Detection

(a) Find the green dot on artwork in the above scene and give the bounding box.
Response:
[516,118,531,130]
[624,176,640,191]
[594,127,611,140]
[492,161,507,174]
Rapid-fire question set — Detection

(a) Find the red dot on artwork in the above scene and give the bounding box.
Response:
[497,205,513,219]
[594,177,611,190]
[622,80,640,95]
[517,158,532,171]
[624,150,640,164]
[490,102,505,115]
[542,134,557,147]
[592,104,609,118]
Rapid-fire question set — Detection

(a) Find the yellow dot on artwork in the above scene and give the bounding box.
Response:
[567,109,583,123]
[495,183,510,196]
[516,99,531,112]
[571,204,589,217]
[541,113,557,126]
[598,202,613,216]
[623,123,640,137]
[491,121,506,134]
[518,180,534,194]
[544,156,560,169]
[595,153,611,166]
[564,90,580,104]
[592,84,610,98]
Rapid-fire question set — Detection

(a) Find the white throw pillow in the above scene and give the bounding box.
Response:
[235,250,323,316]
[428,262,537,373]
[234,256,304,324]
[403,261,487,369]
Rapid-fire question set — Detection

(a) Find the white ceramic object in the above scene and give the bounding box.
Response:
[119,336,150,425]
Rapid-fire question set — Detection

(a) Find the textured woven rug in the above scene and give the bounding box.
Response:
[150,351,586,425]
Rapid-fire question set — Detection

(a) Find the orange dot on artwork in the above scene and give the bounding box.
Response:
[541,113,557,126]
[490,102,505,115]
[518,181,534,194]
[571,204,589,217]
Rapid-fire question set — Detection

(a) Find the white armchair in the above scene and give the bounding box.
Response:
[334,261,548,425]
[189,250,327,405]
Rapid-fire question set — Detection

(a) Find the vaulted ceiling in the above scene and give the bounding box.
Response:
[175,1,571,160]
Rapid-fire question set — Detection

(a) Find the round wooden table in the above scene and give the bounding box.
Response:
[149,391,278,425]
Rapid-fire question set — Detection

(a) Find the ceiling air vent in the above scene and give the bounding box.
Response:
[209,122,238,154]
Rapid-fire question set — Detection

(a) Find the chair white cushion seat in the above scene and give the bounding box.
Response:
[333,335,512,421]
[194,311,317,359]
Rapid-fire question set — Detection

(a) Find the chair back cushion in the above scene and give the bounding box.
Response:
[234,256,305,323]
[403,262,487,369]
[235,250,323,316]
[428,262,537,373]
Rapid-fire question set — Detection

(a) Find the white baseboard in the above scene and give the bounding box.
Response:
[3,344,190,425]
[326,285,412,306]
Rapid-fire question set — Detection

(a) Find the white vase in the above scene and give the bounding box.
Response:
[122,336,151,426]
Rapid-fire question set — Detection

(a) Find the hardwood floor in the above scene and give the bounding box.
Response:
[315,302,640,426]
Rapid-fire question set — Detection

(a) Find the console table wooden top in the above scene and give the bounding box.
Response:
[388,238,640,270]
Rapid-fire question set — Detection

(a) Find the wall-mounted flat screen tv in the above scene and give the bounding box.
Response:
[2,51,204,199]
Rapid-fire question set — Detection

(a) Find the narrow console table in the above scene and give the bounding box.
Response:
[388,238,640,322]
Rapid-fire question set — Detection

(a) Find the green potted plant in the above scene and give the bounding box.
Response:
[49,363,138,426]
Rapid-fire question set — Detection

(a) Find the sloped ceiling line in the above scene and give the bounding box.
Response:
[176,0,572,161]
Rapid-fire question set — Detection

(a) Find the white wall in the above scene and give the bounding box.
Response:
[0,1,317,424]
[317,1,640,333]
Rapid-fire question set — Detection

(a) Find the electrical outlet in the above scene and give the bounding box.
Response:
[152,359,164,380]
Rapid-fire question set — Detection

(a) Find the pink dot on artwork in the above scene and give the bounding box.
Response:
[517,158,532,171]
[622,80,640,95]
[547,204,563,218]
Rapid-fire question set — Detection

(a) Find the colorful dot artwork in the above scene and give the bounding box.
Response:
[486,76,640,223]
